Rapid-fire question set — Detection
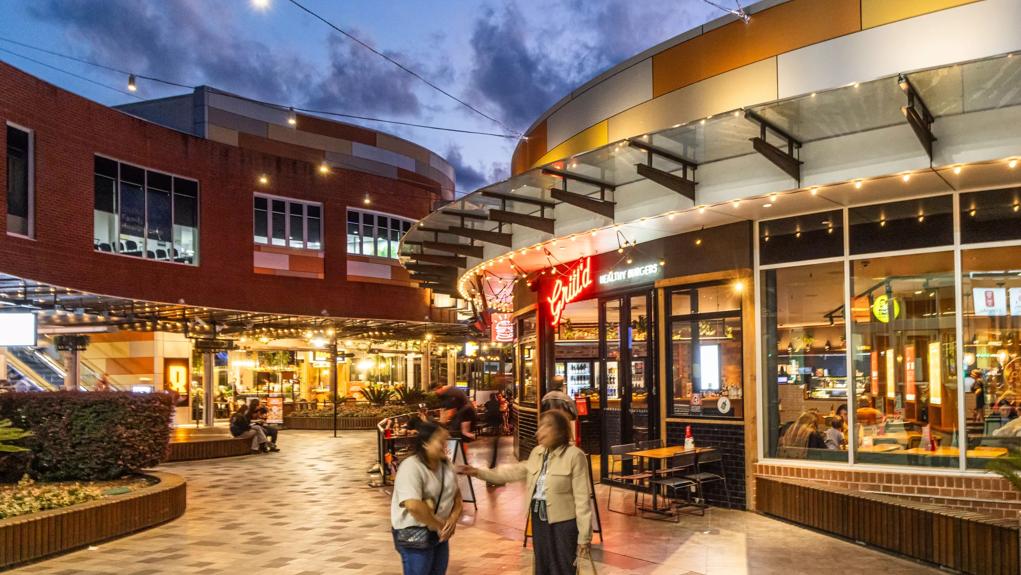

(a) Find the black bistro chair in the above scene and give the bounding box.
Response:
[606,443,651,515]
[647,451,698,521]
[682,450,731,510]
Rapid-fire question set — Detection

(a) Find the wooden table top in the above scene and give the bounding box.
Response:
[857,443,902,453]
[900,446,1009,458]
[627,445,715,459]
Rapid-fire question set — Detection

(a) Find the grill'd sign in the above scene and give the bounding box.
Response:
[599,262,660,286]
[547,257,593,326]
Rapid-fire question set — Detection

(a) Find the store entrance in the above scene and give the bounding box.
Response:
[598,291,656,481]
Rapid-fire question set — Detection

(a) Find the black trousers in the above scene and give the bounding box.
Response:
[531,501,578,575]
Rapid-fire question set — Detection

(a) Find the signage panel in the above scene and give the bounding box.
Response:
[0,313,36,346]
[598,262,660,286]
[546,257,593,326]
[974,287,1008,316]
[490,312,515,342]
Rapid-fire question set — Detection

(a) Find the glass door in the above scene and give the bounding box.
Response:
[598,291,657,480]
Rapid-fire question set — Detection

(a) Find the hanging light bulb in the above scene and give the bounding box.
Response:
[363,193,371,205]
[658,257,666,267]
[258,174,269,185]
[127,74,137,92]
[287,107,297,126]
[319,162,330,175]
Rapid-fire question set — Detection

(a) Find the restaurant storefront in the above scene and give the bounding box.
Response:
[511,223,754,506]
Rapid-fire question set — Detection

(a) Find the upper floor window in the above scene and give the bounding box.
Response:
[6,124,33,237]
[347,208,412,259]
[253,193,321,250]
[93,156,199,265]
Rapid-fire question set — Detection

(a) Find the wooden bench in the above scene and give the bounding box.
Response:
[165,436,253,462]
[756,476,1020,575]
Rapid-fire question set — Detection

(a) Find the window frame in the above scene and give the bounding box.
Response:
[346,207,414,260]
[6,122,34,239]
[92,154,200,266]
[253,192,324,252]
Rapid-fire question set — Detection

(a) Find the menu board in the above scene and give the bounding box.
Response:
[265,395,284,424]
[973,287,1007,316]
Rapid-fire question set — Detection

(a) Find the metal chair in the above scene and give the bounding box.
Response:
[683,450,731,511]
[647,452,697,521]
[607,443,651,515]
[638,438,662,450]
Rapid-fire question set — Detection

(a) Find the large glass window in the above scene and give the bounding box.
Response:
[253,193,322,251]
[961,245,1021,469]
[93,156,198,265]
[518,312,537,404]
[6,124,32,237]
[849,195,953,255]
[346,208,414,260]
[850,251,957,467]
[668,281,743,418]
[762,262,848,461]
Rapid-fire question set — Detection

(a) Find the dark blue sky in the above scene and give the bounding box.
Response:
[0,0,720,194]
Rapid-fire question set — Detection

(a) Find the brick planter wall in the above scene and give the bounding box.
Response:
[0,471,186,570]
[756,462,1021,519]
[166,437,253,462]
[283,416,379,430]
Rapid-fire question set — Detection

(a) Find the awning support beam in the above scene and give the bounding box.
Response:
[898,74,937,159]
[420,241,484,258]
[488,208,555,234]
[445,226,513,247]
[550,187,614,219]
[745,110,803,185]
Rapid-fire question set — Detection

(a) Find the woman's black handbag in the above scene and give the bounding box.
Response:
[394,463,447,550]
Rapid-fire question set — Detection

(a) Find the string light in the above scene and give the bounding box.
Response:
[288,107,297,126]
[953,165,962,175]
[258,174,269,185]
[810,187,818,196]
[127,74,137,92]
[363,193,371,205]
[1010,159,1018,169]
[854,180,863,189]
[901,173,911,183]
[251,0,270,9]
[319,162,330,174]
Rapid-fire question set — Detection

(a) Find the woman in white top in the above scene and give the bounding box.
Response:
[391,420,463,575]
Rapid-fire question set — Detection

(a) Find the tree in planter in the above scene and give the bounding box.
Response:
[989,456,1021,494]
[0,419,33,484]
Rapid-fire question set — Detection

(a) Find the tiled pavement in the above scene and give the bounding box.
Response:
[11,431,941,575]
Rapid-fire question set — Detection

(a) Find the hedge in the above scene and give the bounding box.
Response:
[0,392,173,481]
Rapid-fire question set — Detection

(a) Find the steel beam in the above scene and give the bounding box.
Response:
[488,209,555,234]
[550,188,614,219]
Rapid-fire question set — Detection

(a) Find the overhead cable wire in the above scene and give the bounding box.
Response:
[0,46,143,99]
[0,35,517,139]
[285,0,520,137]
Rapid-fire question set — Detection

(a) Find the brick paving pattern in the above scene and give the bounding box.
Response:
[10,431,941,574]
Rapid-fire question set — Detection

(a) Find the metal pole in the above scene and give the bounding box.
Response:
[203,352,215,427]
[331,337,339,438]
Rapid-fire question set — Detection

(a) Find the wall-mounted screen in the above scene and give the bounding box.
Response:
[0,313,36,346]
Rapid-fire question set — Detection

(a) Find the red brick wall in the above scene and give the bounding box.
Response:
[0,62,436,321]
[756,463,1021,519]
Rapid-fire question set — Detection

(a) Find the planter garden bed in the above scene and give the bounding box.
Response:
[0,471,186,570]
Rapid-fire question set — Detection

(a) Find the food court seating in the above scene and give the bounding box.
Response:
[682,450,732,509]
[606,443,651,515]
[647,452,698,521]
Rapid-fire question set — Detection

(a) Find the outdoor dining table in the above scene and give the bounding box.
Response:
[626,445,717,516]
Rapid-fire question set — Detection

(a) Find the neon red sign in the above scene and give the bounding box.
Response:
[546,257,593,326]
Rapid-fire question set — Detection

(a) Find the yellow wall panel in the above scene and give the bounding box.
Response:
[512,120,547,175]
[861,0,979,29]
[652,0,859,98]
[608,58,777,143]
[532,121,608,169]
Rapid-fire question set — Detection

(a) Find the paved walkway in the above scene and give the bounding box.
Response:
[13,431,941,575]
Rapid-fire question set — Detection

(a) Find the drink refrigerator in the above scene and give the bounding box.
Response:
[556,361,594,397]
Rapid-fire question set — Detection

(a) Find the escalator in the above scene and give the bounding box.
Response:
[5,338,115,391]
[6,347,63,390]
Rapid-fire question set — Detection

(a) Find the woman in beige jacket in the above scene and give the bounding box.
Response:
[458,410,592,575]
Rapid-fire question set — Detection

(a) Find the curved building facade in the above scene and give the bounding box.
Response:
[402,0,1021,536]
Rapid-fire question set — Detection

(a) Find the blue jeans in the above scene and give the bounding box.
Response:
[392,529,449,575]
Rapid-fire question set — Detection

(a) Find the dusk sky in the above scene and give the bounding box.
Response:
[0,0,722,195]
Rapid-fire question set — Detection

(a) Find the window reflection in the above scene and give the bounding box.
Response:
[851,252,957,467]
[962,246,1021,468]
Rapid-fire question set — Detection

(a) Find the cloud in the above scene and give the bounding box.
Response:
[445,144,492,193]
[28,0,309,102]
[304,35,422,116]
[27,0,428,117]
[465,4,571,131]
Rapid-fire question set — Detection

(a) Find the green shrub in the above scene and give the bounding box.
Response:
[0,419,31,452]
[392,384,425,406]
[290,403,408,419]
[0,475,103,519]
[360,384,392,406]
[0,392,173,481]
